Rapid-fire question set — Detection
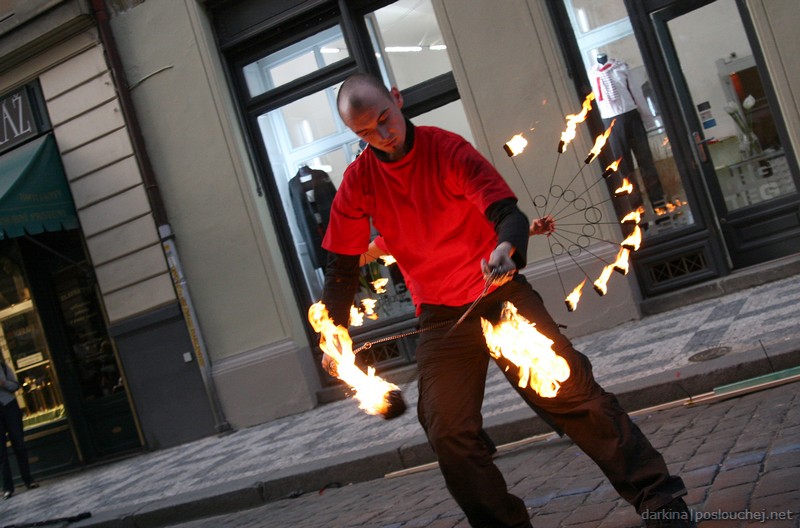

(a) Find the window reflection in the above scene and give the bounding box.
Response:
[243,25,349,97]
[366,0,452,90]
[565,0,695,235]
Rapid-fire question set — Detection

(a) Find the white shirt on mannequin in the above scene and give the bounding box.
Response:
[589,59,638,119]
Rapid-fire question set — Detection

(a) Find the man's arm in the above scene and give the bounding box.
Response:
[483,198,530,280]
[320,252,362,327]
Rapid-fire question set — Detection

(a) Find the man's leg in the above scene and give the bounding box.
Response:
[4,401,33,486]
[416,304,531,528]
[0,409,14,494]
[483,278,687,514]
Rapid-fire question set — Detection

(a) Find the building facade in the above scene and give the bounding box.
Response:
[1,0,797,479]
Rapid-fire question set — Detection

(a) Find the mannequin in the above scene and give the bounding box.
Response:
[589,53,666,209]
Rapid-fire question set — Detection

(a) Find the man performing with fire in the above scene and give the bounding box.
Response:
[318,72,694,528]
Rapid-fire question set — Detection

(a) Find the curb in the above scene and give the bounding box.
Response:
[71,340,799,528]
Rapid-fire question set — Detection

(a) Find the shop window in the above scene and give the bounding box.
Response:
[0,244,66,430]
[562,0,697,237]
[236,0,466,345]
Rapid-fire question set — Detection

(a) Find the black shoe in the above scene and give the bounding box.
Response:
[3,490,12,500]
[643,498,696,527]
[25,482,39,490]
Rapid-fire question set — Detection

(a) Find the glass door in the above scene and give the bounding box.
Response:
[650,0,800,268]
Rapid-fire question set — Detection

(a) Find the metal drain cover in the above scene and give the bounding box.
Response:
[688,346,731,362]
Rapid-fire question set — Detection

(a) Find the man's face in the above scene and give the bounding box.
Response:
[340,86,407,161]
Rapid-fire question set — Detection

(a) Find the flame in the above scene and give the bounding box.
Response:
[620,207,644,225]
[379,254,397,266]
[504,134,528,157]
[584,118,615,163]
[361,298,378,320]
[593,264,615,296]
[654,199,685,216]
[601,157,622,179]
[613,247,630,275]
[565,279,586,312]
[621,225,642,251]
[371,278,389,293]
[559,93,594,153]
[308,302,399,415]
[349,306,365,327]
[481,302,570,398]
[614,178,633,196]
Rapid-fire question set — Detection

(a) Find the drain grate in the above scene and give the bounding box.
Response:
[688,346,731,362]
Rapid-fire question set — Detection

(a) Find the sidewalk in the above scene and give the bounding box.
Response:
[1,272,799,528]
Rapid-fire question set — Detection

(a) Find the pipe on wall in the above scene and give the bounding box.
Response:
[89,0,230,434]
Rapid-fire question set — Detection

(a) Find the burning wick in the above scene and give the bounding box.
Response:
[565,279,586,312]
[504,134,528,157]
[593,264,615,296]
[361,298,378,320]
[379,254,397,266]
[481,302,571,398]
[349,306,365,327]
[584,118,615,164]
[613,247,630,275]
[601,158,622,179]
[621,207,644,225]
[559,92,594,153]
[614,178,633,196]
[308,302,406,419]
[621,225,642,251]
[371,278,389,294]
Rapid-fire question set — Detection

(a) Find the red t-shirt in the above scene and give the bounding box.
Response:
[323,126,515,310]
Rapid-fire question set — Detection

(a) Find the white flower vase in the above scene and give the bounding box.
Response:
[739,131,762,160]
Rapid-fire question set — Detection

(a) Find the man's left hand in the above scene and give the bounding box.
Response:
[481,242,517,286]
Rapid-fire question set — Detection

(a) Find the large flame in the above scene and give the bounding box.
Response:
[565,279,586,312]
[584,119,615,163]
[309,302,399,415]
[621,225,642,251]
[593,264,615,296]
[559,93,594,153]
[481,302,570,398]
[504,134,528,157]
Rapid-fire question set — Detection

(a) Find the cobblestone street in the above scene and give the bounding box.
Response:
[165,381,799,528]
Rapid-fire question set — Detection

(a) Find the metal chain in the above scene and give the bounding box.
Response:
[353,320,452,354]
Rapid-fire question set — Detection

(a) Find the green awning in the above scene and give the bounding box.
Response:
[0,134,79,240]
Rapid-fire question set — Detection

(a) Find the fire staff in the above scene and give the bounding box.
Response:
[319,73,694,528]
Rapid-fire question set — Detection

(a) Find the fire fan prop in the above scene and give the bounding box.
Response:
[308,302,406,419]
[502,92,647,312]
[481,302,570,398]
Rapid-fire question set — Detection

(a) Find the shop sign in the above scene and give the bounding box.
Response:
[1,88,38,155]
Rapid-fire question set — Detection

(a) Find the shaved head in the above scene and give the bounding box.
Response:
[337,73,393,117]
[337,73,408,161]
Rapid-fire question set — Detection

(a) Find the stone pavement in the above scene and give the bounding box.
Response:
[165,380,800,528]
[0,272,799,528]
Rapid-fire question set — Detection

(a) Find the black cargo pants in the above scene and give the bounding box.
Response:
[415,275,686,527]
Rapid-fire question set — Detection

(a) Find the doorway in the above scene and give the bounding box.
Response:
[556,0,800,296]
[1,231,141,476]
[648,0,800,269]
